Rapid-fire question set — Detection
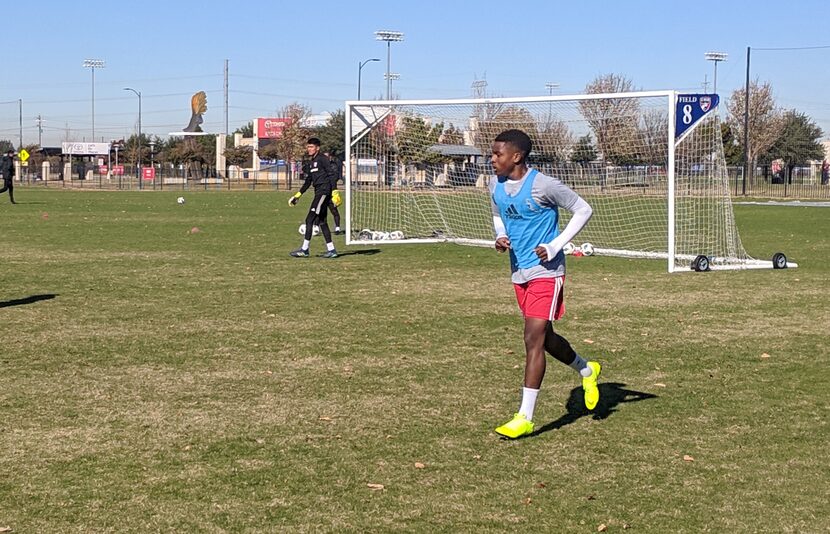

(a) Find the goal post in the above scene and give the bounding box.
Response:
[345,92,790,272]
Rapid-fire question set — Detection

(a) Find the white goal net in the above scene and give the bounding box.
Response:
[345,92,774,272]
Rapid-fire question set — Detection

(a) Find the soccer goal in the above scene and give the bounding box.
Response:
[345,91,790,272]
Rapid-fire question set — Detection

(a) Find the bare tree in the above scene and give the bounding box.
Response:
[537,118,574,163]
[580,74,642,165]
[474,106,539,155]
[639,108,668,165]
[275,103,313,162]
[726,80,784,182]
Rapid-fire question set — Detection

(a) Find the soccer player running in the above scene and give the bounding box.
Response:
[288,137,338,258]
[489,129,601,439]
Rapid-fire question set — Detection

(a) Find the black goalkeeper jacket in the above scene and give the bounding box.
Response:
[299,153,334,195]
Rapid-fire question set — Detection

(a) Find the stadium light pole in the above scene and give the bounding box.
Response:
[358,58,380,99]
[545,83,559,124]
[384,72,400,98]
[83,59,105,141]
[375,30,404,100]
[545,82,560,95]
[123,87,142,190]
[704,51,728,94]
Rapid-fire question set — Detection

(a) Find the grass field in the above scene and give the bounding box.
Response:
[1,189,828,533]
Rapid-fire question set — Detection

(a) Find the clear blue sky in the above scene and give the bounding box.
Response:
[1,0,828,146]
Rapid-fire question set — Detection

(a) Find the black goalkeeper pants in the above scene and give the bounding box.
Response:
[304,192,332,242]
[328,199,341,228]
[0,179,14,203]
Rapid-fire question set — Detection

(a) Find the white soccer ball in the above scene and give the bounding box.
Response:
[389,230,405,240]
[563,242,576,255]
[298,224,321,236]
[177,196,185,204]
[580,242,595,256]
[358,229,373,240]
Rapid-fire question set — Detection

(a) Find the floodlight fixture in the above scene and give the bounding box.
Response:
[704,52,728,94]
[545,82,560,95]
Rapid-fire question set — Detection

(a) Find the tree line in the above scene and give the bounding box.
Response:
[3,74,824,178]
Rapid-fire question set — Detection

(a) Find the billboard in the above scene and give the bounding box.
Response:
[62,142,111,155]
[257,118,292,139]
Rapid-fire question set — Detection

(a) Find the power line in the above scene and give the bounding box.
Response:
[753,44,830,51]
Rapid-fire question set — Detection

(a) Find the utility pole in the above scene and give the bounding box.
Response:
[224,59,229,136]
[36,115,43,147]
[18,99,22,149]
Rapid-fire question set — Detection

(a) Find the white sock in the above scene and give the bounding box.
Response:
[302,239,310,250]
[518,387,539,421]
[570,353,592,377]
[335,226,341,232]
[326,242,335,251]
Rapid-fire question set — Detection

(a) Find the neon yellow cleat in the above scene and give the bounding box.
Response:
[494,413,534,439]
[583,361,602,410]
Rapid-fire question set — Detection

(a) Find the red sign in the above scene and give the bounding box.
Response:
[257,117,292,139]
[142,167,156,180]
[384,114,397,136]
[99,165,108,174]
[113,165,124,175]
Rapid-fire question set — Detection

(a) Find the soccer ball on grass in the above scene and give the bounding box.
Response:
[177,196,185,204]
[580,242,595,256]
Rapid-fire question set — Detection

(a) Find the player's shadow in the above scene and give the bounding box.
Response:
[0,293,57,308]
[336,249,382,257]
[533,382,658,436]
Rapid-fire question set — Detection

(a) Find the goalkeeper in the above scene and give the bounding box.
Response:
[288,137,338,258]
[489,129,602,439]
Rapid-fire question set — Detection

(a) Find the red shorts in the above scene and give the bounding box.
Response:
[513,276,565,321]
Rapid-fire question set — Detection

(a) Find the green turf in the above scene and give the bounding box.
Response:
[1,190,827,532]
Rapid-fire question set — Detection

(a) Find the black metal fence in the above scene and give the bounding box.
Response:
[13,168,301,192]
[726,166,830,199]
[13,164,830,199]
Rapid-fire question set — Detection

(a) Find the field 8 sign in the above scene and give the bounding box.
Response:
[675,94,719,144]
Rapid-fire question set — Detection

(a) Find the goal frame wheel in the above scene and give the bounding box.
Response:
[772,252,788,269]
[692,254,710,272]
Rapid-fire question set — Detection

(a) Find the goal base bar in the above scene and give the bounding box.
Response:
[345,239,797,270]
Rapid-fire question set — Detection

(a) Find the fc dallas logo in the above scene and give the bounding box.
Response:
[700,96,712,113]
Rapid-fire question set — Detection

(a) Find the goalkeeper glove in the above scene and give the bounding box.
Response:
[288,192,302,206]
[331,190,342,207]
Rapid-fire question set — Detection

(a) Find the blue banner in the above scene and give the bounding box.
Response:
[675,94,719,142]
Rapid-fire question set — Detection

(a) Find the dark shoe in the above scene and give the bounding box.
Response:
[319,250,338,258]
[289,248,309,258]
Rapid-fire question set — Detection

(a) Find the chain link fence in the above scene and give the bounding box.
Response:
[10,162,830,199]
